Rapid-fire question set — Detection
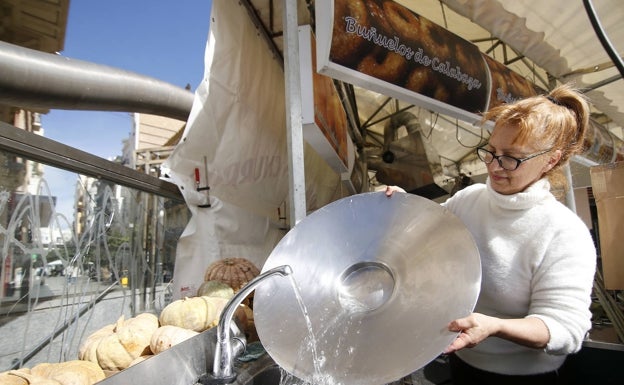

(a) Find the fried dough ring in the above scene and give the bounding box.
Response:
[366,0,396,37]
[330,0,371,67]
[357,47,409,85]
[382,2,419,44]
[405,66,436,97]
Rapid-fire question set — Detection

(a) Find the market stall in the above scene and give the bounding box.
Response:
[1,0,623,384]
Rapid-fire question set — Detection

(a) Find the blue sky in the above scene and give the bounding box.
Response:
[37,1,212,223]
[41,1,213,158]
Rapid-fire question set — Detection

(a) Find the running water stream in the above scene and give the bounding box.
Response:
[280,275,337,385]
[259,259,397,385]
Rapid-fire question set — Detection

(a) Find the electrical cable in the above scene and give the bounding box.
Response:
[583,0,624,78]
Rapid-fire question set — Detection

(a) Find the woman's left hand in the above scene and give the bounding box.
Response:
[444,312,550,354]
[385,185,406,197]
[444,313,499,354]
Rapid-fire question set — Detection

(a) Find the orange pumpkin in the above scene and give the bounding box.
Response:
[204,258,259,292]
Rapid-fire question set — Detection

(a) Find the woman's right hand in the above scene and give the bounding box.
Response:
[385,185,406,197]
[444,313,498,353]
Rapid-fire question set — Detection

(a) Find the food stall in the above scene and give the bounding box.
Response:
[0,0,623,384]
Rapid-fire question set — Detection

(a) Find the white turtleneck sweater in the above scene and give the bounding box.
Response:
[441,178,596,375]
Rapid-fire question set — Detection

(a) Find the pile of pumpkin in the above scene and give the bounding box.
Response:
[0,258,260,385]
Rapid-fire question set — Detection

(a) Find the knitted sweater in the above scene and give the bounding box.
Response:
[442,178,596,375]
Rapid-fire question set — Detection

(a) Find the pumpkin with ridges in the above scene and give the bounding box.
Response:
[196,280,234,299]
[203,258,259,292]
[128,355,153,367]
[0,369,30,385]
[150,325,199,354]
[5,371,61,385]
[78,313,159,372]
[31,360,105,385]
[159,296,229,332]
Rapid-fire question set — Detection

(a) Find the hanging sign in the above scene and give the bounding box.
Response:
[299,24,353,173]
[482,55,539,109]
[315,0,537,122]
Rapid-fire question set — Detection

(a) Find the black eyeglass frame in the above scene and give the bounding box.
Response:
[476,147,553,171]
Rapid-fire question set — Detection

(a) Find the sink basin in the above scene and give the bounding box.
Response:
[238,364,281,385]
[234,354,299,385]
[93,325,299,385]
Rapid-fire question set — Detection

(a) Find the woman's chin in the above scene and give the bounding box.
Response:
[489,175,513,194]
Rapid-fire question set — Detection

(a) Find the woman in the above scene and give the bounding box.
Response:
[387,84,596,384]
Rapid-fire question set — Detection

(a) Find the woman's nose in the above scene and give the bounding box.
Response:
[488,158,504,171]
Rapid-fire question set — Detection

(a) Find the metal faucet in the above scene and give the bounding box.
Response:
[199,264,292,384]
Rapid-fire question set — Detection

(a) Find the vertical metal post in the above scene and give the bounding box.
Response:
[563,163,577,213]
[282,0,307,227]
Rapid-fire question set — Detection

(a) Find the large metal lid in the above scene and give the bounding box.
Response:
[254,192,481,385]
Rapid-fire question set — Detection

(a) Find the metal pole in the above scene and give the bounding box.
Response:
[0,121,183,202]
[563,164,577,213]
[282,0,307,227]
[0,41,193,121]
[583,0,624,78]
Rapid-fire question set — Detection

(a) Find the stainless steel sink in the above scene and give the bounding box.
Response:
[236,363,281,385]
[96,327,290,385]
[235,358,306,385]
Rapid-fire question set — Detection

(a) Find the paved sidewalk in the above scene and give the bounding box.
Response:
[0,276,169,371]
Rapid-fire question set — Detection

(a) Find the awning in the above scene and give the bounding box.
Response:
[244,0,623,192]
[440,0,624,130]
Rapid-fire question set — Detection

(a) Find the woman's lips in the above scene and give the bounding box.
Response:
[490,173,507,182]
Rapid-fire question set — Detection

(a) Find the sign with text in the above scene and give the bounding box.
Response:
[299,25,353,173]
[315,0,538,123]
[483,55,539,109]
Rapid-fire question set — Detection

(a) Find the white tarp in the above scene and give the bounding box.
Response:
[163,1,349,299]
[162,0,289,299]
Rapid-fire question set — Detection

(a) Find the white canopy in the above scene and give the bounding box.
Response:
[440,0,623,130]
[245,0,623,191]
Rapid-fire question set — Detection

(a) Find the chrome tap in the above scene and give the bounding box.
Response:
[199,264,292,384]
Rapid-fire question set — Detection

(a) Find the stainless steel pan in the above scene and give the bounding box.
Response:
[254,192,481,385]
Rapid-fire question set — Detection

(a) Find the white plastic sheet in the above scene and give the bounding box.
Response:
[163,1,350,299]
[163,1,290,299]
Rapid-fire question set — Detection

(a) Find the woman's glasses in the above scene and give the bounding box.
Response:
[476,147,552,171]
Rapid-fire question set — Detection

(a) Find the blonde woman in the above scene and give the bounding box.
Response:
[387,84,596,384]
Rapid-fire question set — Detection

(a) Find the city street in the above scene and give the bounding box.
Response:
[0,275,169,371]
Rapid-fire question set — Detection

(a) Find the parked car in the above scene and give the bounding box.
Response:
[45,260,65,276]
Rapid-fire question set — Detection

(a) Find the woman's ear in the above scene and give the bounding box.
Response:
[544,149,562,172]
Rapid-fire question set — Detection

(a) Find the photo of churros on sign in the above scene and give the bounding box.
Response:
[310,31,350,168]
[328,0,538,115]
[482,54,539,109]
